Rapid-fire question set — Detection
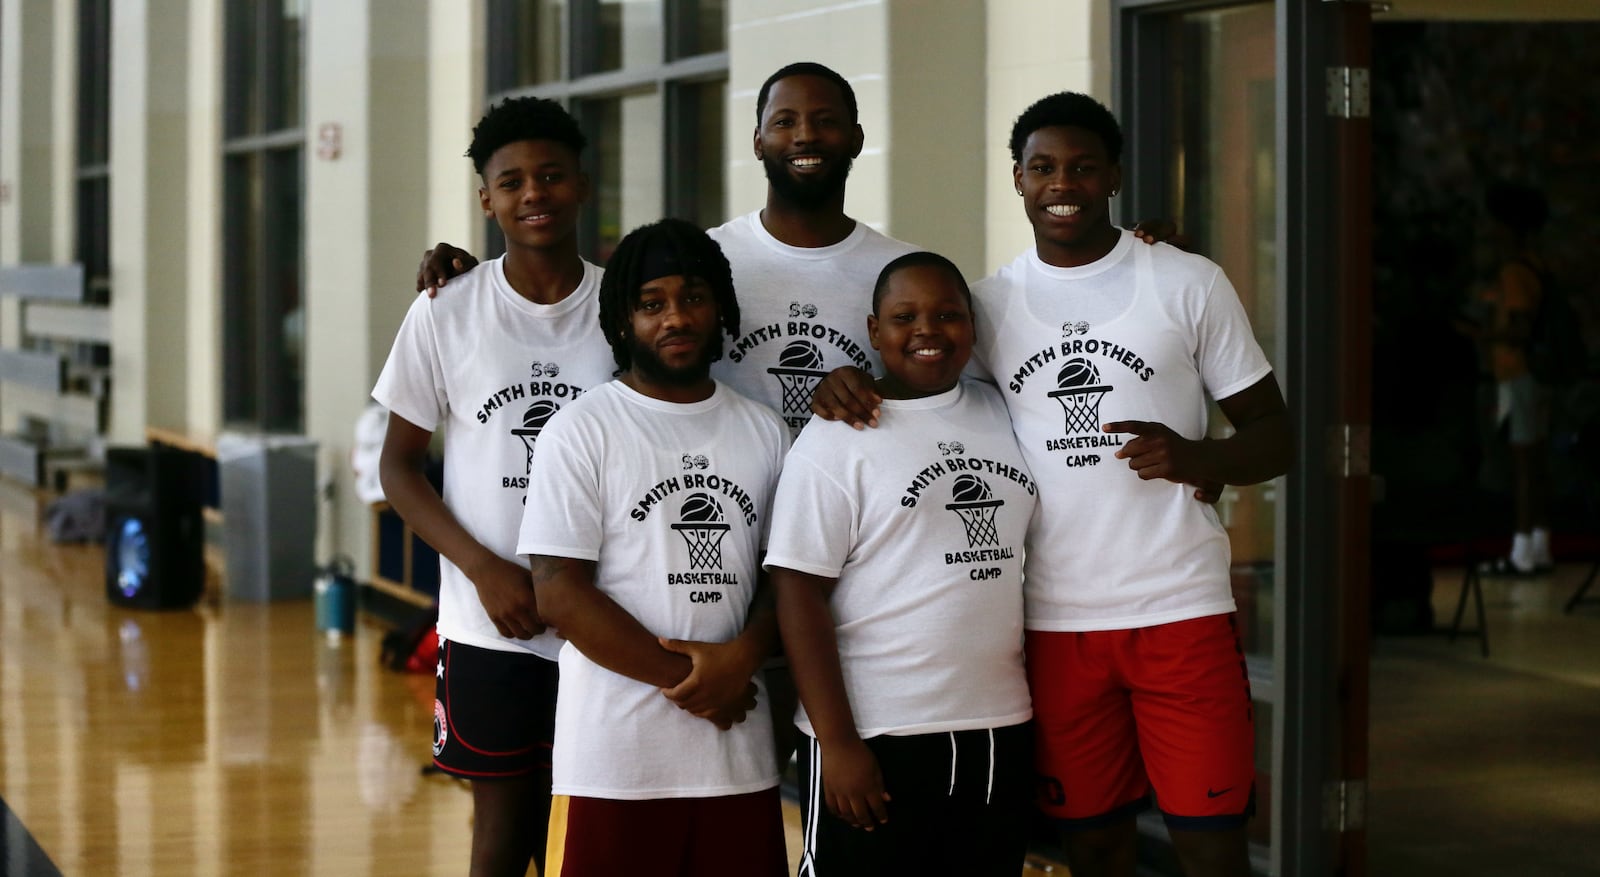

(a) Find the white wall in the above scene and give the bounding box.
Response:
[185,0,223,438]
[49,0,74,263]
[884,0,986,277]
[303,0,432,574]
[983,0,1108,274]
[109,0,192,443]
[425,0,486,255]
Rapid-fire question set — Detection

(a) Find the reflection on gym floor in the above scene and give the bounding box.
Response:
[4,479,1599,876]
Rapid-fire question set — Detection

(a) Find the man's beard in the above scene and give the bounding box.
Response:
[763,152,853,210]
[628,333,721,386]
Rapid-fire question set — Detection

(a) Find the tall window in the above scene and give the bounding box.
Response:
[72,0,112,401]
[485,0,727,262]
[222,0,305,432]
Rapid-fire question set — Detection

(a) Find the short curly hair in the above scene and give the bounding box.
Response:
[598,219,741,373]
[467,96,587,177]
[1008,92,1123,165]
[756,62,858,124]
[872,251,971,314]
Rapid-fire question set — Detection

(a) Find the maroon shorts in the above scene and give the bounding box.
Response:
[432,638,558,779]
[1026,614,1256,830]
[545,788,787,877]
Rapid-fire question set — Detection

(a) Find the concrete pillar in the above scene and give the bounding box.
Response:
[108,0,192,443]
[983,0,1108,274]
[426,0,486,252]
[186,0,223,438]
[303,0,434,574]
[883,0,986,277]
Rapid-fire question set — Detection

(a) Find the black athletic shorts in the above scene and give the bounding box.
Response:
[432,637,559,779]
[796,722,1033,877]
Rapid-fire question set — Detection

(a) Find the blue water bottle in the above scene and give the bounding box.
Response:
[315,555,357,641]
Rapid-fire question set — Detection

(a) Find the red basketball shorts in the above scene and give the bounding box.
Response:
[545,788,788,877]
[1025,614,1256,830]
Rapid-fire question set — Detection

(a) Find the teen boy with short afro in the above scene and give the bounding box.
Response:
[373,96,612,877]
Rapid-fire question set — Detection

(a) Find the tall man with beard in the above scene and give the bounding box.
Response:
[698,62,918,432]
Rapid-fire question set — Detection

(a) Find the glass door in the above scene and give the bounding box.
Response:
[1116,1,1374,874]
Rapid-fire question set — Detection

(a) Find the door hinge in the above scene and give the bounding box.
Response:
[1323,779,1368,831]
[1327,423,1370,478]
[1326,66,1371,118]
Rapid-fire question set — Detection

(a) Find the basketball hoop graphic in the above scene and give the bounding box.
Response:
[767,340,829,419]
[670,492,730,570]
[945,474,1004,548]
[511,400,561,472]
[1046,358,1111,434]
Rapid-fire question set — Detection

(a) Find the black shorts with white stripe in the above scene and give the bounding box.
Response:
[796,722,1033,877]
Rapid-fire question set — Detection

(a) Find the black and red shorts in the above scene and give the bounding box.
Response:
[431,637,558,779]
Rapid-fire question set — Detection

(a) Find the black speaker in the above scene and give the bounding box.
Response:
[105,443,207,609]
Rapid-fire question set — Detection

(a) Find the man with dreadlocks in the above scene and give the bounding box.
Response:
[518,219,791,876]
[373,96,614,877]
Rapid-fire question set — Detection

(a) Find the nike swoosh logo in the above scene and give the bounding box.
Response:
[1206,787,1234,799]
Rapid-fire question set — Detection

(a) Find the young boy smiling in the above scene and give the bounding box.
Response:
[768,252,1038,876]
[373,97,615,877]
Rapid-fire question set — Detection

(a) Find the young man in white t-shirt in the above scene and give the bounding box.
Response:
[372,97,614,877]
[815,93,1292,877]
[770,252,1037,876]
[518,219,790,876]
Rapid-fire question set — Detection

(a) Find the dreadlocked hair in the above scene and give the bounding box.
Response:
[597,218,740,372]
[467,96,587,177]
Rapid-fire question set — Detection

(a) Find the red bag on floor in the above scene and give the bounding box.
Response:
[403,624,439,674]
[379,607,439,674]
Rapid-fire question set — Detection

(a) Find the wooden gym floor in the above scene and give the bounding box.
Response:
[6,475,1599,876]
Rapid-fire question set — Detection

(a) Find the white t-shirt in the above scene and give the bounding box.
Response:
[516,380,790,800]
[371,257,614,660]
[765,381,1036,739]
[972,232,1273,631]
[709,211,919,433]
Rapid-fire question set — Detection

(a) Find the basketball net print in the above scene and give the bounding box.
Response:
[511,399,561,473]
[766,339,830,419]
[1046,357,1112,434]
[670,492,731,569]
[945,474,1005,548]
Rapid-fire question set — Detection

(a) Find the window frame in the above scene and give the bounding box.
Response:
[220,0,307,433]
[484,0,729,260]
